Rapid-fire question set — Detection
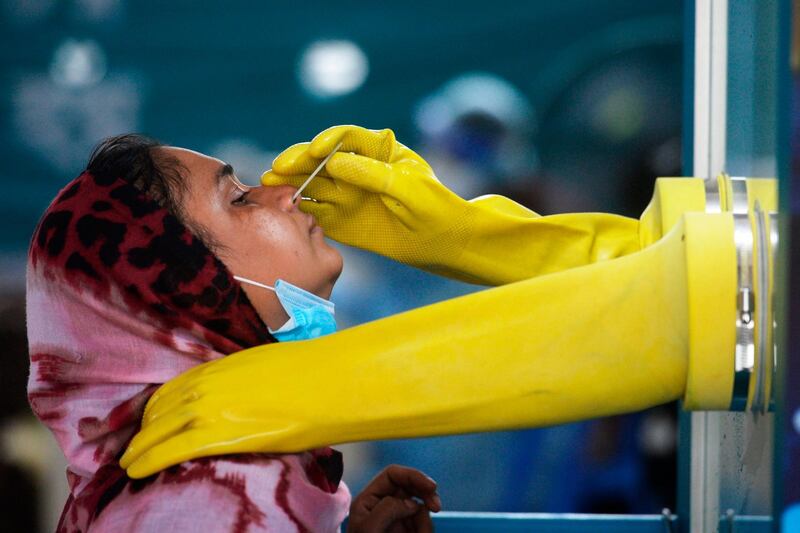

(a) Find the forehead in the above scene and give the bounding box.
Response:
[161,146,223,175]
[158,146,227,197]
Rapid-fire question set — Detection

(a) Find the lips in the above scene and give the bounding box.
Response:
[305,213,318,233]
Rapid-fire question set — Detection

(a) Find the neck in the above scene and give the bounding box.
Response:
[240,284,290,330]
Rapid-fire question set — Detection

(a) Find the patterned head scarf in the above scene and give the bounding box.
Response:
[27,160,349,532]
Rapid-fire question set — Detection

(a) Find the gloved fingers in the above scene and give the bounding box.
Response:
[260,170,307,187]
[308,125,396,161]
[395,144,434,172]
[142,380,202,424]
[119,410,195,469]
[142,382,177,423]
[271,127,395,176]
[125,429,234,479]
[325,152,399,196]
[141,356,235,423]
[297,199,337,223]
[151,358,214,401]
[146,392,213,432]
[270,143,326,176]
[262,172,346,205]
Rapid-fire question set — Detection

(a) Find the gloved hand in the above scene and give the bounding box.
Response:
[263,125,641,286]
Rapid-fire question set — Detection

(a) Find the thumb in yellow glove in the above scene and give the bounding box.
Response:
[264,125,641,286]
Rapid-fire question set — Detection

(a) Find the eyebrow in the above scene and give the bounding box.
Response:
[215,163,235,187]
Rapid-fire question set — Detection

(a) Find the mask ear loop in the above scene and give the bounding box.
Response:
[233,275,276,292]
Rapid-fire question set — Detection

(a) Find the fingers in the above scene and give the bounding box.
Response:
[324,152,396,195]
[272,127,396,178]
[412,504,434,533]
[260,176,342,224]
[119,410,194,469]
[141,387,183,424]
[262,173,344,205]
[431,494,442,512]
[350,466,440,532]
[143,361,214,421]
[260,170,307,188]
[365,465,439,507]
[385,465,438,496]
[141,383,176,423]
[393,144,434,174]
[270,143,323,176]
[366,496,420,532]
[125,429,232,479]
[142,381,205,425]
[308,125,395,161]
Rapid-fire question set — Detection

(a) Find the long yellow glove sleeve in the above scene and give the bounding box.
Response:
[120,216,701,479]
[263,125,640,285]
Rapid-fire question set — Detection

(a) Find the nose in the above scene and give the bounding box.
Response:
[253,184,300,212]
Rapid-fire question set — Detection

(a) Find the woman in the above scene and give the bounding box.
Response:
[26,134,441,532]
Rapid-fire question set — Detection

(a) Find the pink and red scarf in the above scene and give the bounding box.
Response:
[27,170,350,532]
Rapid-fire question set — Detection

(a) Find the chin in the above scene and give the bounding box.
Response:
[326,248,344,283]
[315,246,343,298]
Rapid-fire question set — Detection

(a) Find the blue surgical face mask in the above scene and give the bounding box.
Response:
[233,276,337,342]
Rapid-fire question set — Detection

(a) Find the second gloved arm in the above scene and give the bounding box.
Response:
[118,214,700,478]
[263,125,641,286]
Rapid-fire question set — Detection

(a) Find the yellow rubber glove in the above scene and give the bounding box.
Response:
[120,208,736,479]
[263,125,641,285]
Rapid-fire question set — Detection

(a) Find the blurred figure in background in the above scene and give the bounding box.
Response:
[414,72,595,214]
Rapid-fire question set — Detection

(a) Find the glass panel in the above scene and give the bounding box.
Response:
[717,0,781,517]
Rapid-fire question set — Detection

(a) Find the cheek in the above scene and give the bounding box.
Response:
[249,214,301,250]
[232,211,310,269]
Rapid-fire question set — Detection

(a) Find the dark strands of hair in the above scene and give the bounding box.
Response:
[87,134,185,216]
[85,133,224,252]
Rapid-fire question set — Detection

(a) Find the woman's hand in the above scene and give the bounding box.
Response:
[264,125,641,286]
[348,465,441,533]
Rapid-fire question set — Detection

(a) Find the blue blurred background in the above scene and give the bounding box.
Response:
[1,1,684,530]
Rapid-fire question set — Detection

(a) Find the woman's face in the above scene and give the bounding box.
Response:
[161,147,343,329]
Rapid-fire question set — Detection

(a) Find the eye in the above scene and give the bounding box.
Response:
[231,190,250,206]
